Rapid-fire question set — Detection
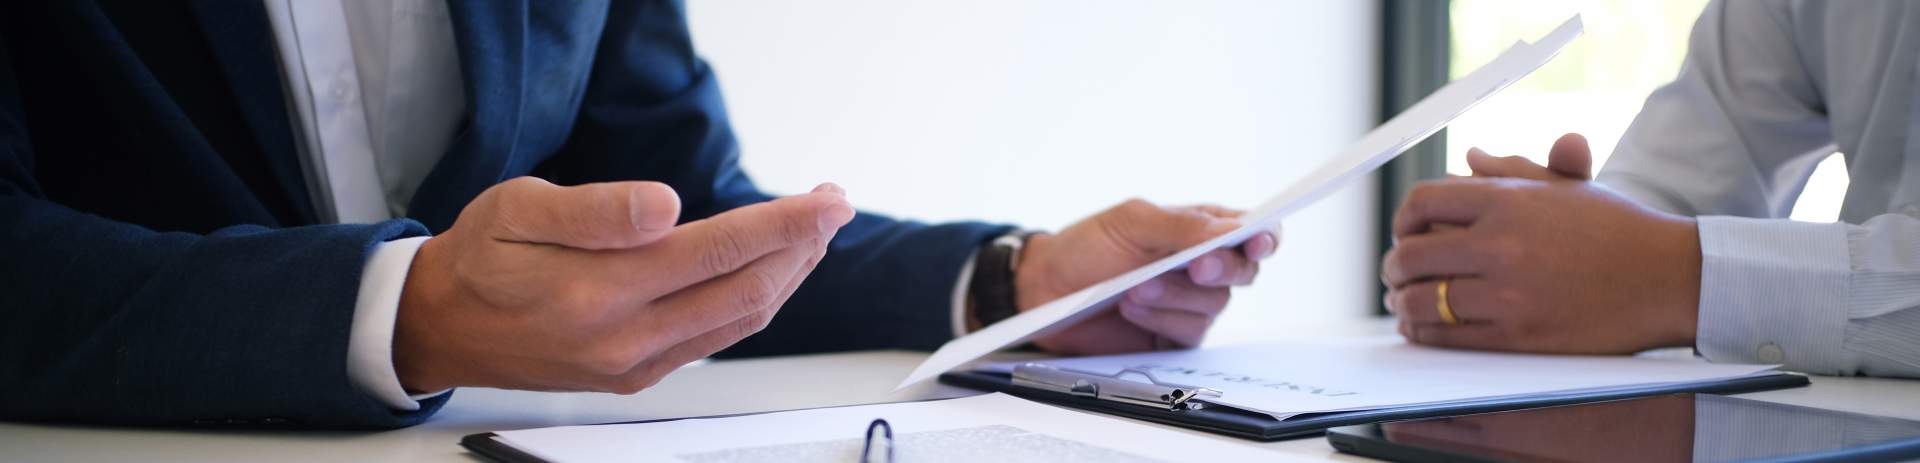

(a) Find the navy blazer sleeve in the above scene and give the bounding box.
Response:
[536,1,1014,355]
[0,31,446,429]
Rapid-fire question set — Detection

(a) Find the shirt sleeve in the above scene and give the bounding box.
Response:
[1598,0,1920,378]
[1596,0,1835,219]
[347,236,451,410]
[1696,216,1920,377]
[952,252,978,338]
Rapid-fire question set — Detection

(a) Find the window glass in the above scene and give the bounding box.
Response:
[1444,1,1847,222]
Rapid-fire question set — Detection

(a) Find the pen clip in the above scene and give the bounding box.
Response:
[1011,363,1222,411]
[860,418,893,463]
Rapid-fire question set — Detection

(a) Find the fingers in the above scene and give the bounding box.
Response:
[634,216,838,377]
[1548,133,1594,180]
[599,307,775,393]
[1460,132,1593,182]
[580,188,847,392]
[1406,323,1514,351]
[627,242,818,358]
[1118,299,1212,347]
[1241,226,1280,261]
[1391,180,1506,238]
[604,242,826,394]
[1380,228,1493,289]
[1106,198,1238,255]
[1032,311,1157,356]
[1175,204,1275,286]
[1187,247,1258,286]
[630,185,854,292]
[1127,273,1230,316]
[1119,273,1226,348]
[1187,204,1244,220]
[1466,148,1559,181]
[1386,277,1493,324]
[628,184,850,352]
[491,177,682,250]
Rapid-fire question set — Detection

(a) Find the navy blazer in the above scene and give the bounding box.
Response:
[0,1,1009,429]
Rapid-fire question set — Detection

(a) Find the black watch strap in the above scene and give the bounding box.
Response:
[968,231,1036,329]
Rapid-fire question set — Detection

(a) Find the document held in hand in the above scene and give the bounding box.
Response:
[897,15,1587,390]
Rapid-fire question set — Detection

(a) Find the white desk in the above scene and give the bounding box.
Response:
[5,349,1919,462]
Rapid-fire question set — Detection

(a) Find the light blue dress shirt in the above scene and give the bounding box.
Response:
[263,0,463,410]
[1598,0,1920,378]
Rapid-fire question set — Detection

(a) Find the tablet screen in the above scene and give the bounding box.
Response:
[1373,394,1920,463]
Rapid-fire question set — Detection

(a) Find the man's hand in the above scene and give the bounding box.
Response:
[393,177,855,393]
[1382,133,1701,354]
[1015,199,1281,355]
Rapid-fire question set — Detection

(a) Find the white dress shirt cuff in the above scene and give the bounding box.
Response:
[1695,216,1853,374]
[951,253,978,338]
[348,236,449,410]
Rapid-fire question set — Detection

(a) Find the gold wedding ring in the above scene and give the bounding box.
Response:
[1436,279,1460,325]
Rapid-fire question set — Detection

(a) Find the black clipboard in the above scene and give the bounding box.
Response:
[939,368,1810,442]
[463,433,545,463]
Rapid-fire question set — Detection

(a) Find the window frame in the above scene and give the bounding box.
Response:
[1376,0,1450,315]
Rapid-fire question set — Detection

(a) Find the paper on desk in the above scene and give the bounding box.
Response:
[896,15,1587,390]
[487,393,1298,463]
[986,336,1780,420]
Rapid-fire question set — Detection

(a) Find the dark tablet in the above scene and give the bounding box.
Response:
[1327,393,1920,463]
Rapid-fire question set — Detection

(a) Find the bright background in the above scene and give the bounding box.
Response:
[1446,0,1850,222]
[686,2,1845,345]
[687,1,1383,344]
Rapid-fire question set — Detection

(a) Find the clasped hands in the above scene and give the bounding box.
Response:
[1383,133,1703,354]
[394,178,1277,394]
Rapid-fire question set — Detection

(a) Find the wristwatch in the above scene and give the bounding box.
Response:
[968,231,1037,330]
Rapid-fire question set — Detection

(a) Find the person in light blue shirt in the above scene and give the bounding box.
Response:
[1381,0,1920,378]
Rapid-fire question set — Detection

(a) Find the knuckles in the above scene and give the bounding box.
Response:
[1387,286,1425,317]
[1381,244,1420,278]
[716,310,777,346]
[742,306,777,335]
[490,177,550,213]
[603,372,663,395]
[774,200,823,242]
[499,175,549,192]
[1114,197,1157,219]
[731,268,785,313]
[700,225,753,275]
[1482,237,1527,269]
[579,340,649,377]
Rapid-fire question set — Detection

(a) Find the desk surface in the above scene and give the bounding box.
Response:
[7,348,1920,462]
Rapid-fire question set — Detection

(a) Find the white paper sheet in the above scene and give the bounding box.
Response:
[487,393,1299,463]
[985,336,1780,420]
[897,15,1587,390]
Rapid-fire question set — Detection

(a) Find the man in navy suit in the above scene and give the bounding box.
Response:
[0,0,1279,429]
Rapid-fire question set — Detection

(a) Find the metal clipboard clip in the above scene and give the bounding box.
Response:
[1010,363,1223,412]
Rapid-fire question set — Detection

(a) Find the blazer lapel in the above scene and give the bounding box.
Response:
[184,0,318,225]
[407,0,529,231]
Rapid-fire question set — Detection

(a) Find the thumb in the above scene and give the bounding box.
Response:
[489,177,681,250]
[1547,132,1593,180]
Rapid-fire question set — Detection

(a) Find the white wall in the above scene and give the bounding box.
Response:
[687,1,1381,345]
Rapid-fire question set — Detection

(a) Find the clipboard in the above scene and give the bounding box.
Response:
[939,364,1810,442]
